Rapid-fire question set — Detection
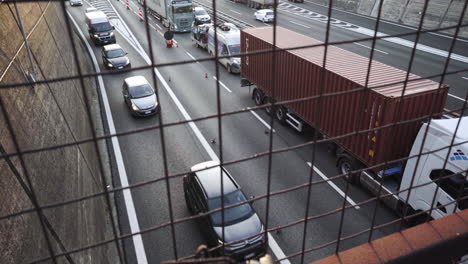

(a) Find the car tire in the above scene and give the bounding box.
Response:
[253,89,264,105]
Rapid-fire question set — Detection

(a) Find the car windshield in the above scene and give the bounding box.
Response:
[106,49,126,58]
[129,84,154,98]
[228,45,240,55]
[266,11,274,16]
[174,6,192,14]
[91,22,112,32]
[207,190,254,226]
[195,9,208,16]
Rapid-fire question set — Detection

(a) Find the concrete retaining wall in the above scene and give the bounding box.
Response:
[0,1,119,263]
[308,0,468,38]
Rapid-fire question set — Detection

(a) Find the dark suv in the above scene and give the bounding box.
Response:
[183,161,267,260]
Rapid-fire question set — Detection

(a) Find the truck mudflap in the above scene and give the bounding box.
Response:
[360,171,401,211]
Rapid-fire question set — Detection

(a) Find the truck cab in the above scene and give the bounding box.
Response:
[399,117,468,219]
[207,23,241,74]
[85,11,116,45]
[168,0,194,32]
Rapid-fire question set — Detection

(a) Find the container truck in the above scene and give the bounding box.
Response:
[240,26,467,220]
[137,0,193,32]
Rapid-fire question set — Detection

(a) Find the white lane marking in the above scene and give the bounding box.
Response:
[300,0,468,43]
[185,51,200,64]
[278,2,468,64]
[268,233,290,264]
[448,93,466,101]
[263,22,271,27]
[212,76,233,93]
[289,20,311,29]
[155,23,162,30]
[106,1,291,261]
[230,9,241,15]
[67,12,149,264]
[462,77,468,81]
[306,162,360,209]
[249,110,276,133]
[353,42,389,54]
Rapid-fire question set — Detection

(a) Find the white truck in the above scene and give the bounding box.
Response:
[137,0,194,32]
[359,117,468,221]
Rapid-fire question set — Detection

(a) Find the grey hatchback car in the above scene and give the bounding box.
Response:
[183,161,267,260]
[122,76,158,116]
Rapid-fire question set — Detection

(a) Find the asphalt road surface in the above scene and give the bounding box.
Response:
[66,0,467,263]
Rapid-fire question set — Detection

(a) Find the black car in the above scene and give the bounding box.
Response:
[102,44,130,69]
[183,161,267,260]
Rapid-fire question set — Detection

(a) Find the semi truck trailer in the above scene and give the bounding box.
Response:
[137,0,193,32]
[240,26,467,220]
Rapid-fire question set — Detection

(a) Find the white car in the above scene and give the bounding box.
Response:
[70,0,83,6]
[254,9,274,23]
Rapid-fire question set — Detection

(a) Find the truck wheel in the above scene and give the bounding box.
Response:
[263,96,274,115]
[338,156,359,185]
[253,89,264,105]
[275,106,287,125]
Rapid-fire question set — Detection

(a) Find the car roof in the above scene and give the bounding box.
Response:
[258,9,272,12]
[191,161,239,198]
[124,76,149,87]
[86,11,107,19]
[103,44,123,51]
[194,6,204,11]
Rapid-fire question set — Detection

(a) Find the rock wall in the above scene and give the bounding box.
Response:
[0,1,119,263]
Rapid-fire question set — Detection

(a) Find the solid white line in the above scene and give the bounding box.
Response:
[230,9,241,15]
[462,77,468,81]
[67,12,149,264]
[300,0,468,43]
[268,233,290,264]
[447,93,466,101]
[289,20,311,28]
[186,51,200,64]
[106,0,291,261]
[353,42,389,54]
[306,162,360,209]
[249,110,276,133]
[212,76,233,93]
[263,22,271,27]
[155,23,162,30]
[280,1,468,64]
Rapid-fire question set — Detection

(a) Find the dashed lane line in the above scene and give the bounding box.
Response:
[289,20,311,29]
[213,76,233,93]
[353,42,389,54]
[249,110,276,133]
[105,0,292,262]
[306,162,360,209]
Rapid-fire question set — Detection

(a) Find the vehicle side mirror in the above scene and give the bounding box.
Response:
[112,26,115,30]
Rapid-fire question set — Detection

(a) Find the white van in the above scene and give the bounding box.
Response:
[207,23,241,74]
[85,11,116,45]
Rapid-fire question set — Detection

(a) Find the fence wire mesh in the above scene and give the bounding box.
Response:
[1,0,468,263]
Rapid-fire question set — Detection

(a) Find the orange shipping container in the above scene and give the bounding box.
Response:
[241,26,448,169]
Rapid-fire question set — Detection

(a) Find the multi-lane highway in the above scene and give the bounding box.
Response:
[66,0,467,263]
